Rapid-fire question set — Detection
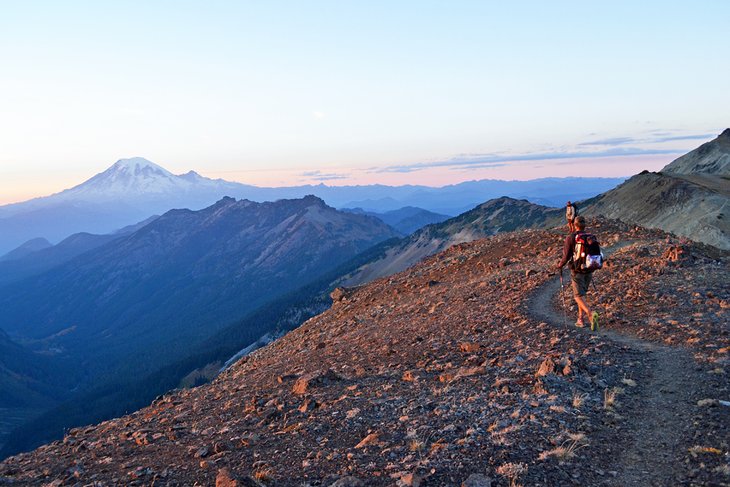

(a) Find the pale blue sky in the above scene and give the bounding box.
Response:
[1,1,728,202]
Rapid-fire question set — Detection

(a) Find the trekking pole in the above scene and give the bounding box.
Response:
[558,268,569,328]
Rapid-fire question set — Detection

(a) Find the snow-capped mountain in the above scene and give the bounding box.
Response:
[58,157,244,199]
[0,158,256,253]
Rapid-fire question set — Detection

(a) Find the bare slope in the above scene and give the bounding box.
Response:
[583,129,730,250]
[662,128,730,177]
[343,197,560,286]
[3,218,726,486]
[582,170,729,249]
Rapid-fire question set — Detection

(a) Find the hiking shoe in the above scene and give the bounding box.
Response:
[590,311,600,331]
[575,320,585,328]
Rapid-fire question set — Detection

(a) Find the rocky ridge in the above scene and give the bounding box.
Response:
[1,218,727,486]
[662,129,730,177]
[342,197,559,287]
[582,129,730,250]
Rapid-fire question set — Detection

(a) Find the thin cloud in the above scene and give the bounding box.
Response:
[652,133,716,143]
[312,111,326,120]
[579,137,637,146]
[580,132,715,147]
[372,147,681,174]
[301,170,348,181]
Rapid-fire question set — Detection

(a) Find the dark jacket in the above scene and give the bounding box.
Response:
[558,231,579,269]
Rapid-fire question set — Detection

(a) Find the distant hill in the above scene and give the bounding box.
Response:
[0,327,81,453]
[0,330,66,409]
[582,129,730,250]
[0,216,158,287]
[342,197,560,286]
[0,238,52,262]
[0,155,625,254]
[343,206,450,235]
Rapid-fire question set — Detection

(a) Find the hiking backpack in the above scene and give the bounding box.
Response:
[572,231,603,272]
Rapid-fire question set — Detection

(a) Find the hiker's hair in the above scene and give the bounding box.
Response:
[574,216,586,230]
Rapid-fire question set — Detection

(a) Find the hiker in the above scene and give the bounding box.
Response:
[556,216,600,330]
[565,201,577,232]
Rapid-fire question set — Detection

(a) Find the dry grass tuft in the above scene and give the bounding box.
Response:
[539,433,589,461]
[688,445,723,456]
[496,462,528,487]
[572,392,589,408]
[567,432,587,442]
[603,387,623,409]
[408,438,425,453]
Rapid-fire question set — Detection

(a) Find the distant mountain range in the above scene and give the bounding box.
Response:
[0,156,625,254]
[0,196,396,365]
[342,206,450,235]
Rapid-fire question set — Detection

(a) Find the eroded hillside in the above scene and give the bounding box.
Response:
[582,129,730,250]
[1,219,727,486]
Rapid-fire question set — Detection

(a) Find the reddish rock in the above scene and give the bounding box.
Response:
[216,468,238,487]
[354,433,380,449]
[459,342,480,353]
[536,358,555,377]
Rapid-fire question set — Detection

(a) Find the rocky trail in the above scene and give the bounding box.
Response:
[528,240,729,486]
[529,272,701,485]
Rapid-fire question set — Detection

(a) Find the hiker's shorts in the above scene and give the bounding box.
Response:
[571,271,592,297]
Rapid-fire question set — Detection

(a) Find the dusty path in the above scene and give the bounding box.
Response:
[530,277,701,485]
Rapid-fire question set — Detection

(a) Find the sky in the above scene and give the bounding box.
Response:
[0,1,728,204]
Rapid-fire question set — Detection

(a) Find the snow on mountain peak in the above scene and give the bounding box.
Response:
[110,157,172,176]
[61,158,195,198]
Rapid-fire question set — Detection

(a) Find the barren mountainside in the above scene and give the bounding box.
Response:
[662,129,730,176]
[342,197,560,286]
[3,218,726,486]
[582,129,730,250]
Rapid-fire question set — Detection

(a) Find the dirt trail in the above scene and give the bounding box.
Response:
[527,238,711,486]
[530,277,703,485]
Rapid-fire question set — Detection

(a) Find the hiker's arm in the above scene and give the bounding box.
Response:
[557,235,572,269]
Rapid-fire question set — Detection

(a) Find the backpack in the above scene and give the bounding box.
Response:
[572,231,603,273]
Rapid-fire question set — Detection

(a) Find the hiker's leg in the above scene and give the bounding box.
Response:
[574,294,592,318]
[571,272,591,322]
